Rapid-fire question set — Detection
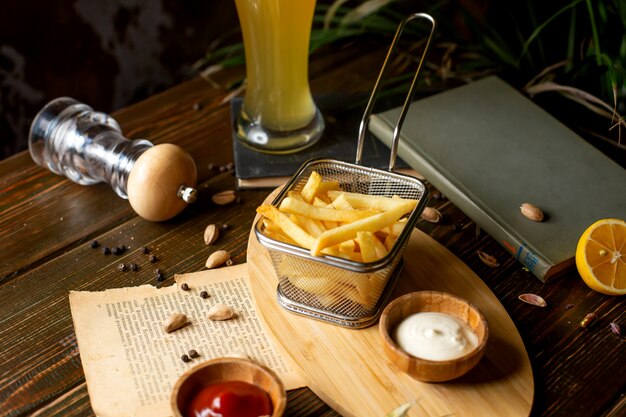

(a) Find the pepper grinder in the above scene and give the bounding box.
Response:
[29,97,198,221]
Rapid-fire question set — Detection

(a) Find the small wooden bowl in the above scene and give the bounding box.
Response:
[170,357,286,417]
[379,291,488,382]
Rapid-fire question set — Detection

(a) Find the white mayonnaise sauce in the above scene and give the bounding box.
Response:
[393,312,478,361]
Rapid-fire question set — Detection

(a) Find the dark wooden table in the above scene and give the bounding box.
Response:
[0,48,624,417]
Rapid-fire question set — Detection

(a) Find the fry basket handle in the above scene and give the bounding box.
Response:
[355,13,435,171]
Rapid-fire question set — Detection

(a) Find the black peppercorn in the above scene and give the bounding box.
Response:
[200,291,209,299]
[149,254,158,263]
[188,349,199,359]
[181,283,190,291]
[192,102,202,111]
[90,240,99,249]
[181,354,191,363]
[111,246,121,255]
[141,246,149,254]
[117,245,126,253]
[235,196,242,204]
[220,223,231,231]
[118,263,127,272]
[102,247,111,255]
[129,263,138,271]
[155,269,164,282]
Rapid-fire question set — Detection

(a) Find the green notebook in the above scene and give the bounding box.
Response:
[369,76,626,281]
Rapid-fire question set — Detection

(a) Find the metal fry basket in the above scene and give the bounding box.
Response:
[254,13,435,328]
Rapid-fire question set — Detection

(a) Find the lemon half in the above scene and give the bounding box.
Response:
[575,218,626,296]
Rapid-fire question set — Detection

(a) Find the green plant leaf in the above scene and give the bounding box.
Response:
[324,0,351,30]
[341,0,397,26]
[482,36,518,68]
[566,7,577,71]
[518,0,585,64]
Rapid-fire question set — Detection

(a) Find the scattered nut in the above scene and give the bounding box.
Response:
[610,322,621,336]
[518,293,547,307]
[212,190,237,205]
[203,224,220,245]
[208,303,234,321]
[477,250,499,268]
[421,207,442,223]
[206,250,231,269]
[580,312,598,328]
[163,313,189,333]
[520,203,544,222]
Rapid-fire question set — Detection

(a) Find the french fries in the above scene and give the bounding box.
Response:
[310,202,414,256]
[257,204,316,249]
[279,197,378,223]
[300,171,322,203]
[256,170,418,262]
[326,190,417,212]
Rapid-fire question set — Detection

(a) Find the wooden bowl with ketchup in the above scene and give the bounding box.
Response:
[379,291,489,382]
[171,357,286,417]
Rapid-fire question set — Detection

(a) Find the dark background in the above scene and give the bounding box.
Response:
[2,0,624,167]
[0,0,240,160]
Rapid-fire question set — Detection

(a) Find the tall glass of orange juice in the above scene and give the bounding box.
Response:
[234,0,324,154]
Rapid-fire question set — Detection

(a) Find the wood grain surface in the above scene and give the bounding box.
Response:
[0,44,624,417]
[248,205,533,417]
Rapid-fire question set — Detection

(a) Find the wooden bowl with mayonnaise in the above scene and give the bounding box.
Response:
[379,291,488,382]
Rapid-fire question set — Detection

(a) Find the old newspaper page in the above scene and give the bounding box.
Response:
[69,263,305,417]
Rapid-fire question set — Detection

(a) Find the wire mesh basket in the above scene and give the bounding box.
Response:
[256,160,428,327]
[254,13,435,328]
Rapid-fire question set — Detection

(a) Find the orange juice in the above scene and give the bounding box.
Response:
[235,0,317,131]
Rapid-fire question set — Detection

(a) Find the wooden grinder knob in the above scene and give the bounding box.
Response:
[127,144,197,221]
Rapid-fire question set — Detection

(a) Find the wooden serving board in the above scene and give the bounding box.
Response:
[247,209,534,417]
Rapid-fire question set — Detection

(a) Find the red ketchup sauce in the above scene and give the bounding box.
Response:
[186,380,272,417]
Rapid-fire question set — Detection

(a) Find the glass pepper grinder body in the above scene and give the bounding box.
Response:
[28,97,197,221]
[29,97,152,198]
[234,0,324,154]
